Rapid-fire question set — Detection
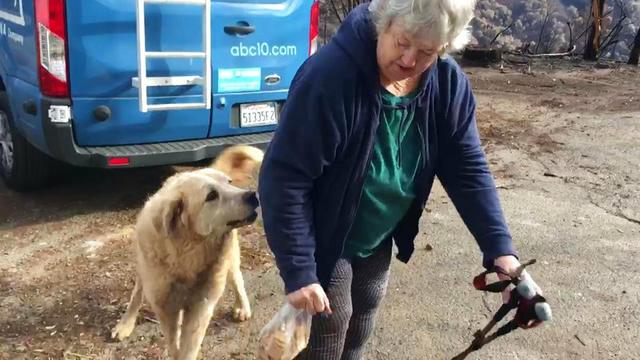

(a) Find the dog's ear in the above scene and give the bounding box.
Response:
[153,193,185,236]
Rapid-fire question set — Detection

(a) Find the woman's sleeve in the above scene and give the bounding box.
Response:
[258,74,346,293]
[436,67,518,268]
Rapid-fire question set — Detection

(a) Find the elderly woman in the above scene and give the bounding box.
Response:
[259,0,541,358]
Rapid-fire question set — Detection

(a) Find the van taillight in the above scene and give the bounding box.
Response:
[35,0,69,98]
[309,0,319,56]
[107,157,130,167]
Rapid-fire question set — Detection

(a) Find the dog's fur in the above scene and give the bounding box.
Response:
[211,144,263,190]
[112,145,264,360]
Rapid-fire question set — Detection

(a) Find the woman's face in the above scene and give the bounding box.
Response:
[376,19,441,83]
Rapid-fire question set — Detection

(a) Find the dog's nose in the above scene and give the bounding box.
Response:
[243,191,259,208]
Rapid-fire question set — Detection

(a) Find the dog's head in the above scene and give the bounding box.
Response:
[153,168,259,238]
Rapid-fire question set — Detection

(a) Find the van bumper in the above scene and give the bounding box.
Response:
[41,97,273,168]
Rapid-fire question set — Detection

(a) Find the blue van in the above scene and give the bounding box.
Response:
[0,0,319,191]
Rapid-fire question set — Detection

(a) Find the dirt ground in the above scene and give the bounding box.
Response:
[1,59,639,360]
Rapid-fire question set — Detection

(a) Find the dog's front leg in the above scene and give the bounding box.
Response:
[229,230,251,322]
[178,264,229,360]
[112,276,144,341]
[155,305,182,359]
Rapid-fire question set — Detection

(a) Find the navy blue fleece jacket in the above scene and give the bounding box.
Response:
[259,4,516,294]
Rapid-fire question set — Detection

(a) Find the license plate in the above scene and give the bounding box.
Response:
[240,102,278,127]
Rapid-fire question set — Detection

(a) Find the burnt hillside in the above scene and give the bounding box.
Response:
[319,0,640,60]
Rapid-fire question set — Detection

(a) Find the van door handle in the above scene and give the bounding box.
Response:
[224,24,255,36]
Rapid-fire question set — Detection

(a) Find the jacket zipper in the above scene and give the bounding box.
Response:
[412,106,431,188]
[337,101,382,257]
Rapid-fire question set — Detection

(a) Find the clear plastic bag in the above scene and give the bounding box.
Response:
[257,302,312,360]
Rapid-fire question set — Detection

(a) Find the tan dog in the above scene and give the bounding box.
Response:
[112,145,264,360]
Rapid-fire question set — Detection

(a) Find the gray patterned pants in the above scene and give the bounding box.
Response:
[296,240,392,360]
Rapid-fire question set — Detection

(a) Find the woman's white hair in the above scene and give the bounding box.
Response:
[368,0,477,54]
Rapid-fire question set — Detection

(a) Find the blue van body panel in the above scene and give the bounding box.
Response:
[64,1,206,100]
[71,97,211,146]
[5,77,46,149]
[0,0,38,86]
[0,0,313,167]
[1,0,40,145]
[65,1,213,145]
[64,0,310,146]
[210,0,310,95]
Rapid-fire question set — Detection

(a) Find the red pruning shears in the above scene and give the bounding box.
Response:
[452,259,552,360]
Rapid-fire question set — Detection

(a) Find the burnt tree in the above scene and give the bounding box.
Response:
[327,0,367,23]
[584,0,606,60]
[598,1,629,60]
[629,27,640,65]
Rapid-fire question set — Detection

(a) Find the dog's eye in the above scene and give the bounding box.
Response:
[205,189,219,202]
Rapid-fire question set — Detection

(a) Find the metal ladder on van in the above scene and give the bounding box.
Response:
[133,0,212,112]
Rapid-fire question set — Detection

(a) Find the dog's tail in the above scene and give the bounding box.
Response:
[211,145,264,187]
[212,145,264,171]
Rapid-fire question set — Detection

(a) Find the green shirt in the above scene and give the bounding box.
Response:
[343,88,423,258]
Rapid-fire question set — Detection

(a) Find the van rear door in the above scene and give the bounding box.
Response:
[208,0,316,137]
[64,0,315,147]
[66,1,210,146]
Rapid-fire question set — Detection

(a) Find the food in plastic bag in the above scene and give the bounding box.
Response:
[257,302,312,360]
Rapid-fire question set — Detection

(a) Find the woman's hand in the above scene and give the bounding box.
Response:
[494,255,543,303]
[287,283,332,315]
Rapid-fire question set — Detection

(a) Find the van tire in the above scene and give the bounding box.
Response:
[0,92,57,191]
